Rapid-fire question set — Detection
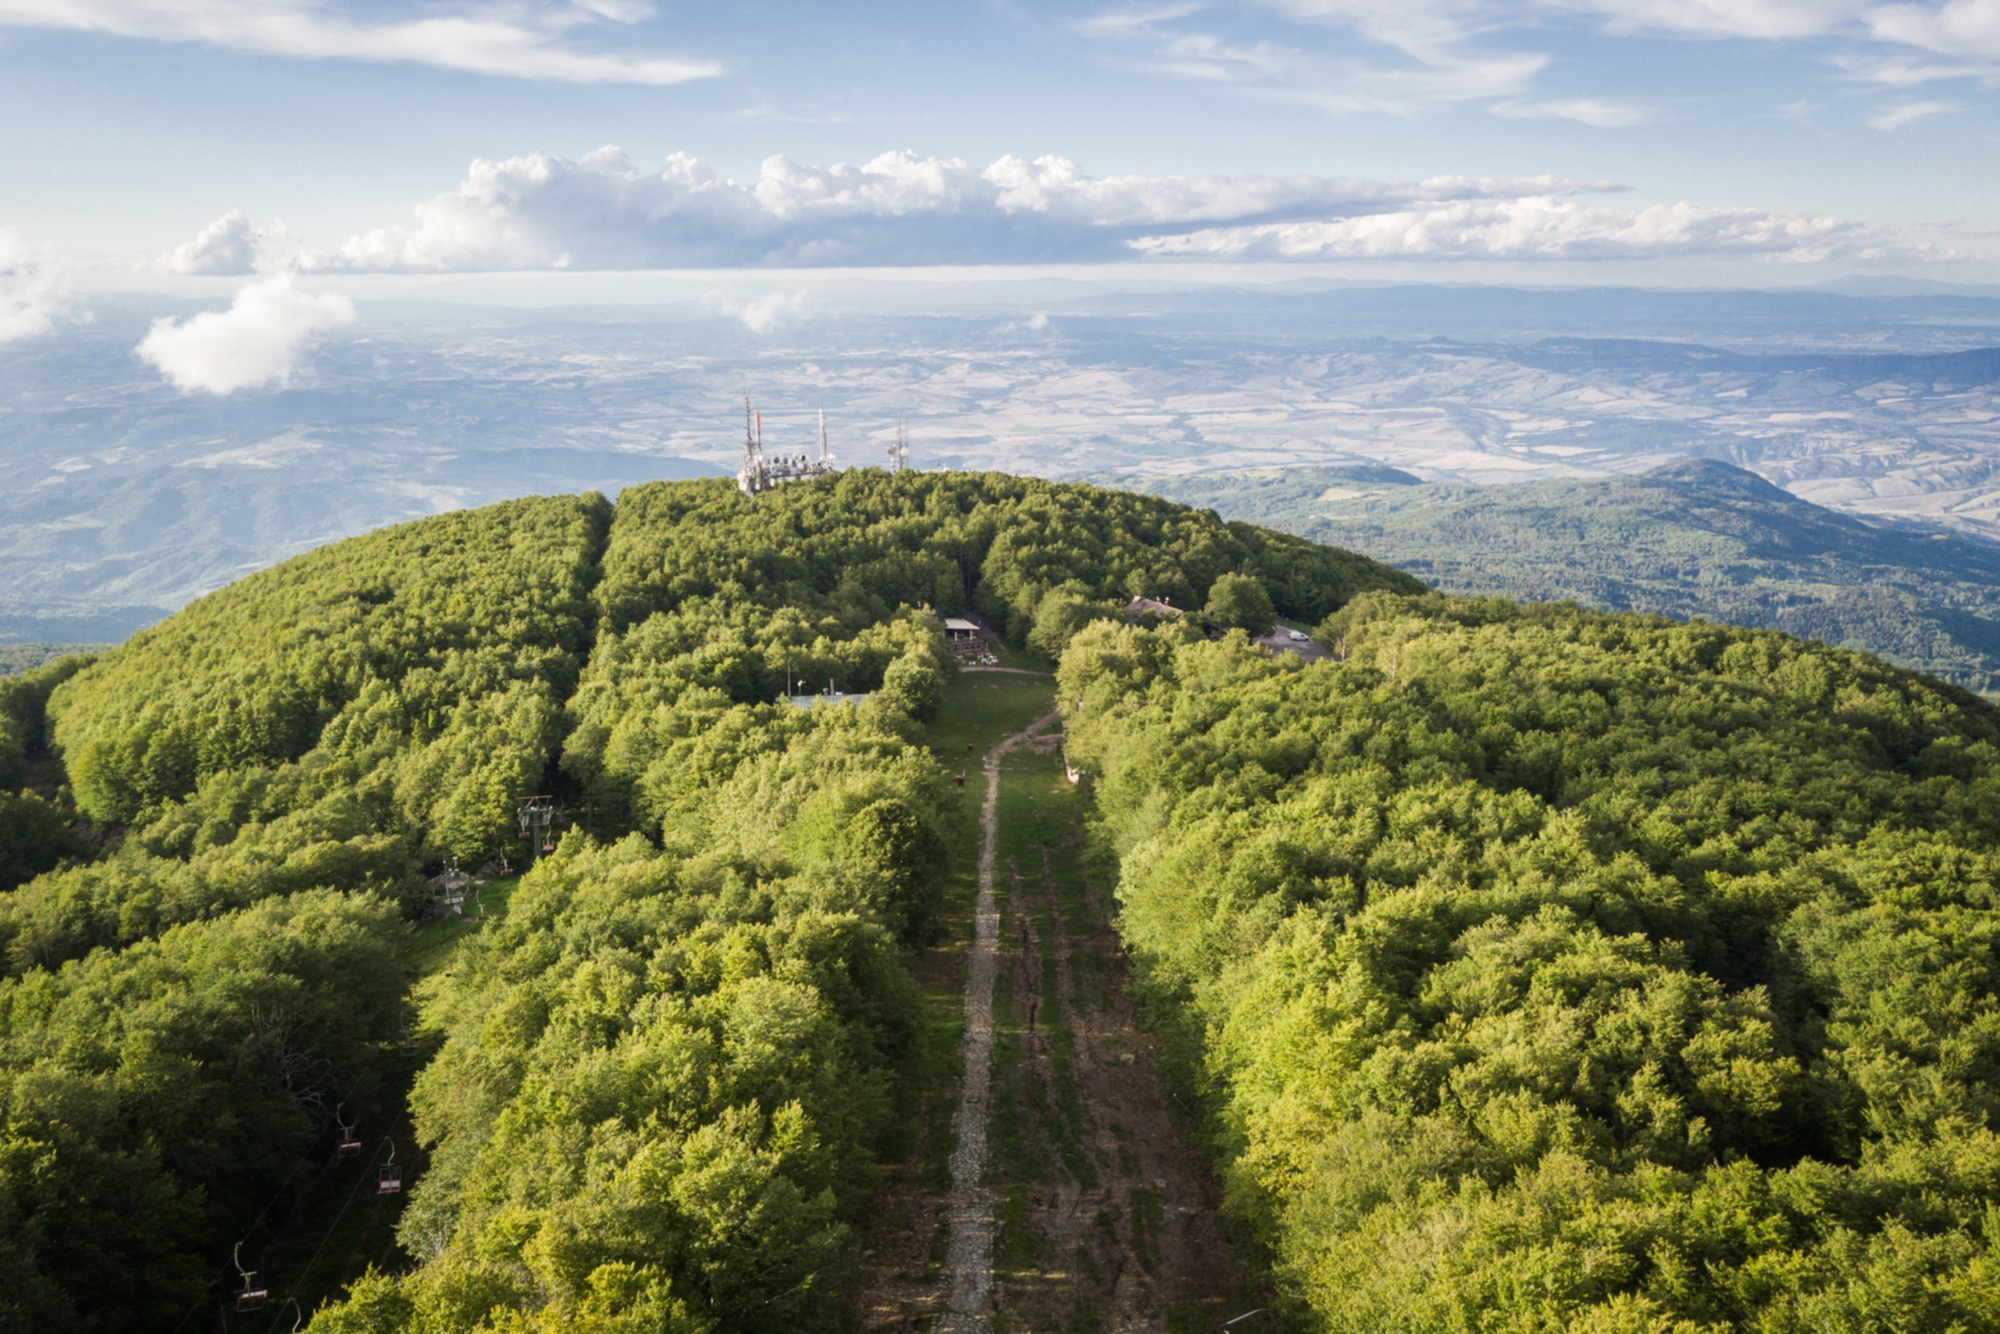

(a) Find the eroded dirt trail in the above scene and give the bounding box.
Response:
[860,704,1262,1332]
[935,712,1058,1334]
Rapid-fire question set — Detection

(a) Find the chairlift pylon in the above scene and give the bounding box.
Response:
[232,1241,269,1312]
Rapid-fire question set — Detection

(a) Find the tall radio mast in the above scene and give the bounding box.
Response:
[737,394,766,495]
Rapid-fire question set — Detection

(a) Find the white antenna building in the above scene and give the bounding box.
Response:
[737,396,841,497]
[888,420,909,474]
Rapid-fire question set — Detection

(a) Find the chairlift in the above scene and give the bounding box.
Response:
[335,1104,362,1161]
[232,1242,269,1312]
[378,1141,404,1195]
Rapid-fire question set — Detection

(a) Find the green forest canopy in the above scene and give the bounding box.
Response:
[1063,594,2000,1331]
[1135,458,2000,695]
[24,460,2000,1330]
[0,471,1410,1332]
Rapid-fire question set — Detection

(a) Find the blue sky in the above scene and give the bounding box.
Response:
[0,0,1996,286]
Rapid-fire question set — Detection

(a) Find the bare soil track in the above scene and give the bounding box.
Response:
[861,707,1257,1333]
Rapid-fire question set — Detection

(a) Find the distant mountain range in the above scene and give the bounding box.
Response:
[5,284,1997,646]
[1130,458,2000,694]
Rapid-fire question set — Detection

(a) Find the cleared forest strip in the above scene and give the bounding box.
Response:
[935,710,1059,1332]
[863,673,1272,1331]
[984,735,1262,1332]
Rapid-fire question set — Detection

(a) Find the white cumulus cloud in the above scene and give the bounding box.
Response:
[295,147,1628,271]
[0,228,70,343]
[1126,196,1900,262]
[155,209,266,275]
[136,275,355,394]
[0,0,718,83]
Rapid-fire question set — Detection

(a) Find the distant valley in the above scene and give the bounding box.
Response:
[5,282,1999,643]
[1135,457,2000,693]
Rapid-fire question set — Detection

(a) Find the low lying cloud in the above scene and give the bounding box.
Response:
[1126,196,1908,262]
[136,275,356,393]
[703,288,811,332]
[296,147,1632,271]
[0,0,718,84]
[0,228,70,343]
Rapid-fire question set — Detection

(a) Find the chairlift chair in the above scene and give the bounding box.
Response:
[234,1272,270,1313]
[378,1140,404,1195]
[232,1243,268,1312]
[335,1104,362,1161]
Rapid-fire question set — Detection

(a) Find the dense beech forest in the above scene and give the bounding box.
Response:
[1062,595,2000,1331]
[19,463,2000,1331]
[0,471,1403,1332]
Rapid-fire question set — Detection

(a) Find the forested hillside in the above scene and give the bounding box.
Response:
[0,470,1411,1331]
[1135,459,2000,694]
[1063,595,2000,1330]
[0,643,112,677]
[37,460,2000,1330]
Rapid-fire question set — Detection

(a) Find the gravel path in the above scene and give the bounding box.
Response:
[934,711,1057,1332]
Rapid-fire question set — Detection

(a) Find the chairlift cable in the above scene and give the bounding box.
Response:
[167,1120,332,1334]
[166,1092,356,1334]
[264,1128,400,1334]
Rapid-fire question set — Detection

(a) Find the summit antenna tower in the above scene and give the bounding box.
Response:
[736,396,842,497]
[888,421,909,474]
[737,394,767,495]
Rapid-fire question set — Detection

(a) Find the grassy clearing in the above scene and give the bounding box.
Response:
[925,670,1056,764]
